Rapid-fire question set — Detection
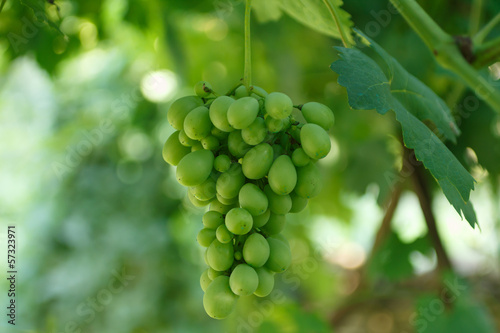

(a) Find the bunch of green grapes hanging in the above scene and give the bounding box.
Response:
[162,80,334,319]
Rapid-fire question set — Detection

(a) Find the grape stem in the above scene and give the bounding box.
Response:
[243,0,252,93]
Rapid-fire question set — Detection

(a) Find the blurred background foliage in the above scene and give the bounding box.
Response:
[0,0,499,332]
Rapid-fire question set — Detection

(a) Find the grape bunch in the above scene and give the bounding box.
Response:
[162,81,334,319]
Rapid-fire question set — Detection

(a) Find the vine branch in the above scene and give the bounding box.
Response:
[243,0,252,93]
[390,0,500,114]
[474,11,500,45]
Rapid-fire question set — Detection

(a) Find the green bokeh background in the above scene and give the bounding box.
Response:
[0,0,499,332]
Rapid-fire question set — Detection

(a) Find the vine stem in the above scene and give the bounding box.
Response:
[0,0,7,14]
[473,36,500,68]
[322,0,352,48]
[389,0,500,114]
[243,0,252,93]
[474,12,500,45]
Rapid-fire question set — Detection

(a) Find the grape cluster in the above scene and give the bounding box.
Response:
[162,81,334,319]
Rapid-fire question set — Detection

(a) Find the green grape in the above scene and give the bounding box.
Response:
[253,209,271,228]
[188,190,211,207]
[291,148,310,167]
[176,150,214,187]
[209,198,237,215]
[227,97,259,129]
[184,106,212,140]
[264,185,292,215]
[295,162,322,198]
[211,127,229,140]
[268,234,289,247]
[265,116,284,133]
[191,142,204,152]
[195,80,212,98]
[203,211,224,229]
[216,193,238,205]
[200,269,212,292]
[290,192,308,213]
[250,86,268,98]
[207,240,234,271]
[229,264,259,296]
[265,92,293,120]
[162,131,191,166]
[242,143,274,179]
[214,155,231,173]
[300,123,331,159]
[208,267,224,280]
[203,276,238,319]
[197,228,216,247]
[209,96,235,132]
[167,96,204,130]
[201,136,219,150]
[190,177,216,201]
[301,102,334,130]
[241,117,267,145]
[254,267,274,297]
[225,208,253,235]
[238,183,268,216]
[234,251,242,260]
[216,163,245,199]
[228,131,251,158]
[265,237,291,272]
[178,129,198,147]
[204,249,209,266]
[268,155,297,195]
[234,85,249,99]
[216,224,234,244]
[260,213,285,235]
[242,233,270,267]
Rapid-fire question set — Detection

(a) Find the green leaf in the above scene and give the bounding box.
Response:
[331,39,478,228]
[20,0,63,35]
[277,0,354,44]
[252,0,282,23]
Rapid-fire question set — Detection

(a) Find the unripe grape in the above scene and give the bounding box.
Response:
[290,192,308,213]
[190,177,216,201]
[260,213,286,235]
[209,96,235,132]
[200,269,212,292]
[214,155,231,173]
[194,81,212,98]
[301,102,334,130]
[201,136,219,150]
[162,131,191,166]
[203,276,238,319]
[197,228,216,247]
[241,117,267,145]
[291,148,310,167]
[207,239,234,271]
[216,224,234,244]
[216,193,238,205]
[300,123,331,159]
[265,116,284,133]
[209,198,237,215]
[187,190,211,207]
[253,209,271,228]
[203,211,224,229]
[225,208,253,235]
[216,163,245,199]
[264,185,292,215]
[178,129,198,147]
[265,92,293,119]
[229,264,259,296]
[268,155,297,195]
[228,130,251,158]
[295,162,322,198]
[176,150,214,187]
[167,96,203,130]
[265,237,291,272]
[234,251,242,261]
[243,233,270,267]
[239,183,268,216]
[211,127,230,140]
[250,86,268,98]
[191,142,204,152]
[227,97,260,129]
[208,267,224,280]
[234,85,249,99]
[242,143,274,179]
[254,267,274,297]
[183,106,212,140]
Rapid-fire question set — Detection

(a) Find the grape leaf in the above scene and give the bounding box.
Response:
[277,0,354,44]
[20,0,63,35]
[252,0,282,23]
[331,40,478,228]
